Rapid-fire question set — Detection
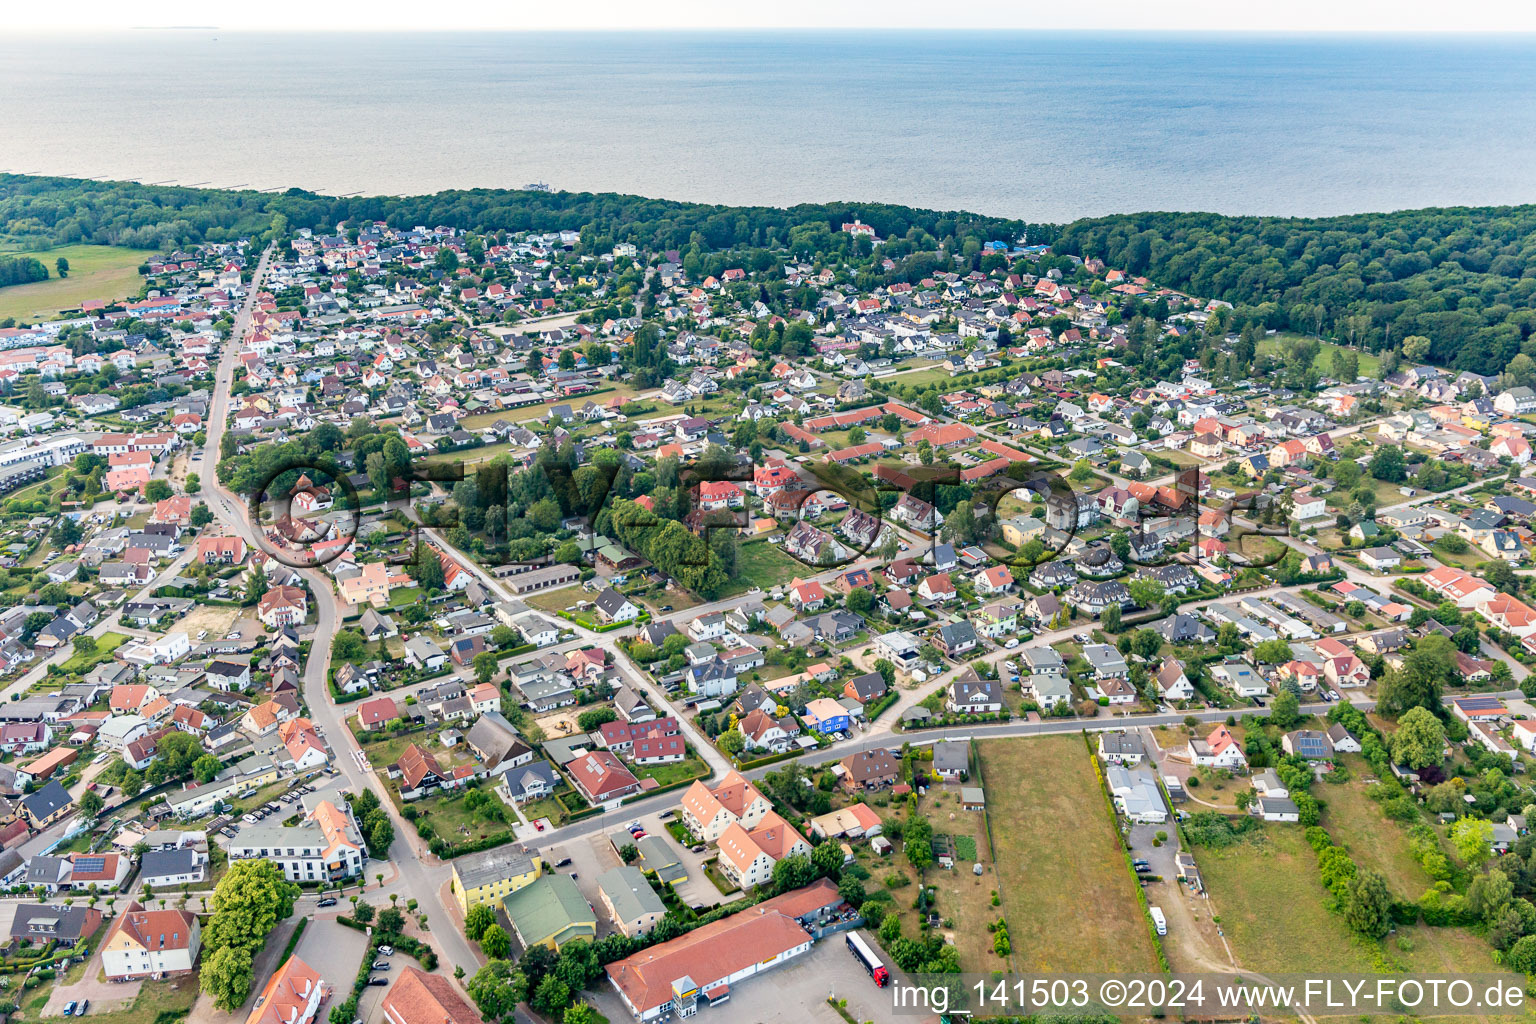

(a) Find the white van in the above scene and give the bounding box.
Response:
[1149,907,1167,936]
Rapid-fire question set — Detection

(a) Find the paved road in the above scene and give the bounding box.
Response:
[198,246,484,976]
[0,535,208,703]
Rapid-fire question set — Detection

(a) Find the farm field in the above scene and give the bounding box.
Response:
[0,244,154,323]
[977,736,1160,973]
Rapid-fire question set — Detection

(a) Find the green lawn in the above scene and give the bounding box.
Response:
[1256,334,1382,379]
[419,441,521,467]
[721,537,806,597]
[886,365,957,391]
[633,755,709,789]
[60,631,129,674]
[0,244,155,324]
[385,586,425,610]
[2,466,68,512]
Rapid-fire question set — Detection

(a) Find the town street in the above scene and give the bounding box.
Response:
[198,246,483,975]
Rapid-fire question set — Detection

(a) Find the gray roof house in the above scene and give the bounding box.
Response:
[932,740,970,779]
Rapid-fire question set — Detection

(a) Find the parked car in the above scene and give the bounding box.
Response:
[534,820,545,832]
[64,1003,77,1017]
[371,961,390,971]
[367,978,388,987]
[377,946,393,956]
[317,897,337,908]
[77,1002,89,1016]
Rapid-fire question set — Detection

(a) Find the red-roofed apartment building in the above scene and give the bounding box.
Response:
[680,771,771,842]
[716,811,811,889]
[908,422,976,449]
[382,966,485,1024]
[196,535,247,565]
[245,956,328,1024]
[102,902,201,978]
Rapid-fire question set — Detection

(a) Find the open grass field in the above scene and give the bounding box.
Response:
[1198,823,1379,974]
[1196,821,1508,992]
[419,440,521,467]
[522,584,586,614]
[978,736,1160,973]
[1257,334,1382,379]
[0,245,155,324]
[721,537,805,596]
[885,366,956,391]
[1316,756,1437,900]
[59,631,128,674]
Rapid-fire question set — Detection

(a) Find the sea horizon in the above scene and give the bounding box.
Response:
[4,30,1536,221]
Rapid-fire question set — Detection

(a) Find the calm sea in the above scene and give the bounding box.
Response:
[4,31,1536,221]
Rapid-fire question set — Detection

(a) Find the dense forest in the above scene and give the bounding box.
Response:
[7,174,1536,375]
[1055,208,1536,375]
[0,173,1036,262]
[0,254,48,287]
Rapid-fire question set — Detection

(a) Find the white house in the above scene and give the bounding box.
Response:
[101,904,201,979]
[1155,659,1195,701]
[1188,724,1247,769]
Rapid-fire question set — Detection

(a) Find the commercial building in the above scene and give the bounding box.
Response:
[501,874,597,950]
[597,865,667,938]
[605,881,843,1020]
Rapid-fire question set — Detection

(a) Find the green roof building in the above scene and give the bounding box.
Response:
[502,874,596,950]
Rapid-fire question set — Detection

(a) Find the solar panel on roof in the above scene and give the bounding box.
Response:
[74,856,105,873]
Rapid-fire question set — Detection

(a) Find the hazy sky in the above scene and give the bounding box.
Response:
[11,0,1536,32]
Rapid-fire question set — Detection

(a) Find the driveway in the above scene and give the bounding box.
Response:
[1121,753,1235,974]
[44,949,142,1017]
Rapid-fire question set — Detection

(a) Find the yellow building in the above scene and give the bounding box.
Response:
[502,874,596,950]
[1000,516,1045,548]
[451,846,542,913]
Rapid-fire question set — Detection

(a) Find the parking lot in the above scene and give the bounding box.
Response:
[600,809,731,909]
[213,773,347,847]
[293,917,378,1019]
[533,808,739,941]
[586,937,892,1024]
